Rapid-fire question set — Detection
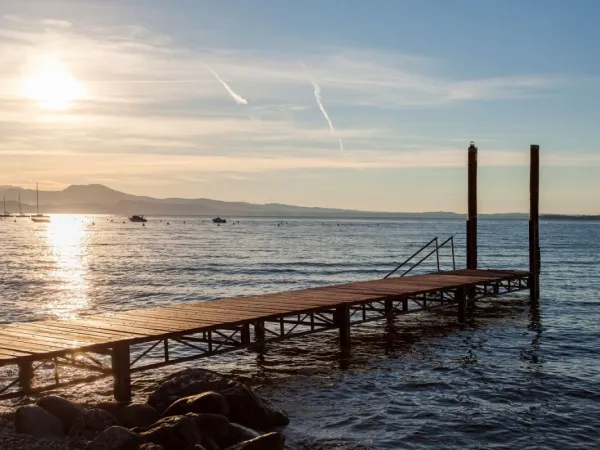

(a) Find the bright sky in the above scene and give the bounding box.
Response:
[1,0,599,213]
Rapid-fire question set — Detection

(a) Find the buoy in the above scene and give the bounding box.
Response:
[142,223,145,227]
[167,222,170,225]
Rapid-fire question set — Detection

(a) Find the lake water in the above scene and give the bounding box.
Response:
[1,216,599,449]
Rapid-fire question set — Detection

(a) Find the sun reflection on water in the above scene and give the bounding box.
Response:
[44,215,89,319]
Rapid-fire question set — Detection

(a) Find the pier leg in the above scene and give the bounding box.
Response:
[112,344,131,402]
[457,287,467,324]
[336,305,351,348]
[385,299,394,325]
[18,361,34,394]
[402,299,408,313]
[254,321,265,346]
[241,324,251,345]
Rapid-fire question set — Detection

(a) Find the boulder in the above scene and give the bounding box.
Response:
[186,413,230,440]
[137,415,205,450]
[96,403,159,428]
[217,423,260,449]
[223,432,285,450]
[87,426,142,450]
[84,408,121,432]
[163,392,229,417]
[148,369,289,430]
[14,405,64,438]
[37,395,84,433]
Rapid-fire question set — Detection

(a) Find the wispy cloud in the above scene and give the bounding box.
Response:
[205,64,248,105]
[302,62,344,151]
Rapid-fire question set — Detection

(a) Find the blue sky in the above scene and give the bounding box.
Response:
[1,0,599,213]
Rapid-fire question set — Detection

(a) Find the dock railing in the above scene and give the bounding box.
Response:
[384,236,456,279]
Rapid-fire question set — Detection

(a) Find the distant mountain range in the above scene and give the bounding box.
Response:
[0,184,595,220]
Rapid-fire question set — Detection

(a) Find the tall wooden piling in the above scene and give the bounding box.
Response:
[529,145,540,300]
[466,142,478,270]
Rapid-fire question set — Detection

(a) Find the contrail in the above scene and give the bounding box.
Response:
[206,64,248,105]
[302,63,344,151]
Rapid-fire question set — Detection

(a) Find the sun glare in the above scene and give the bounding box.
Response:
[20,56,84,110]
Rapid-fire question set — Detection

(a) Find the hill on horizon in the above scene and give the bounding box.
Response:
[0,183,529,218]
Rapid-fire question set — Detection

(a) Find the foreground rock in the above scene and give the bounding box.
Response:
[163,392,230,417]
[148,369,289,430]
[87,426,142,450]
[83,408,121,432]
[187,413,230,441]
[96,403,159,428]
[223,432,285,450]
[14,405,64,438]
[217,423,260,449]
[37,395,84,433]
[137,415,214,450]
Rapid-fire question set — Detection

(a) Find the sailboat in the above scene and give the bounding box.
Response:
[16,193,28,218]
[31,183,50,223]
[0,196,12,218]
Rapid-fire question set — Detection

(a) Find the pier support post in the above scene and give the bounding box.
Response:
[112,344,131,402]
[18,361,34,394]
[529,144,541,301]
[241,324,251,345]
[254,321,265,346]
[457,287,467,323]
[335,305,351,348]
[384,299,394,325]
[402,299,408,313]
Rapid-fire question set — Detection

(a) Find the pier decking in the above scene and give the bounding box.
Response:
[0,269,529,401]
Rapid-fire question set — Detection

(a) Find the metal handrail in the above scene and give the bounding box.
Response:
[384,236,455,279]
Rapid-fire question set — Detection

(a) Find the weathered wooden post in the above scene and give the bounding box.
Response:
[241,324,251,345]
[384,299,394,325]
[254,321,265,345]
[18,360,34,394]
[112,343,131,402]
[529,144,541,301]
[336,305,351,348]
[457,286,467,323]
[466,142,478,270]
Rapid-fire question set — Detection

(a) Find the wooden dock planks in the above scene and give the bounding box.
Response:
[0,269,528,367]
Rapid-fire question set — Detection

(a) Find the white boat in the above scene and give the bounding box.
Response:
[0,196,12,218]
[31,183,50,223]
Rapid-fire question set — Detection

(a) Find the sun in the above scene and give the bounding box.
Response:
[21,56,84,110]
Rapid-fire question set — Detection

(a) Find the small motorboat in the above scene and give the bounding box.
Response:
[31,215,50,223]
[129,215,147,223]
[212,217,227,224]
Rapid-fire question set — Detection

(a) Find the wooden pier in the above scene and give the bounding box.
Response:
[0,269,530,401]
[0,143,541,401]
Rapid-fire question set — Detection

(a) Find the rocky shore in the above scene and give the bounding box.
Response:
[1,369,289,450]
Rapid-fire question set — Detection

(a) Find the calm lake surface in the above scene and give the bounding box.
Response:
[1,216,599,449]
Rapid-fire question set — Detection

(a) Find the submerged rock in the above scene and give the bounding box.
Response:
[96,402,159,428]
[14,405,64,438]
[87,425,142,450]
[37,395,84,433]
[163,391,230,417]
[148,369,289,430]
[223,432,285,450]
